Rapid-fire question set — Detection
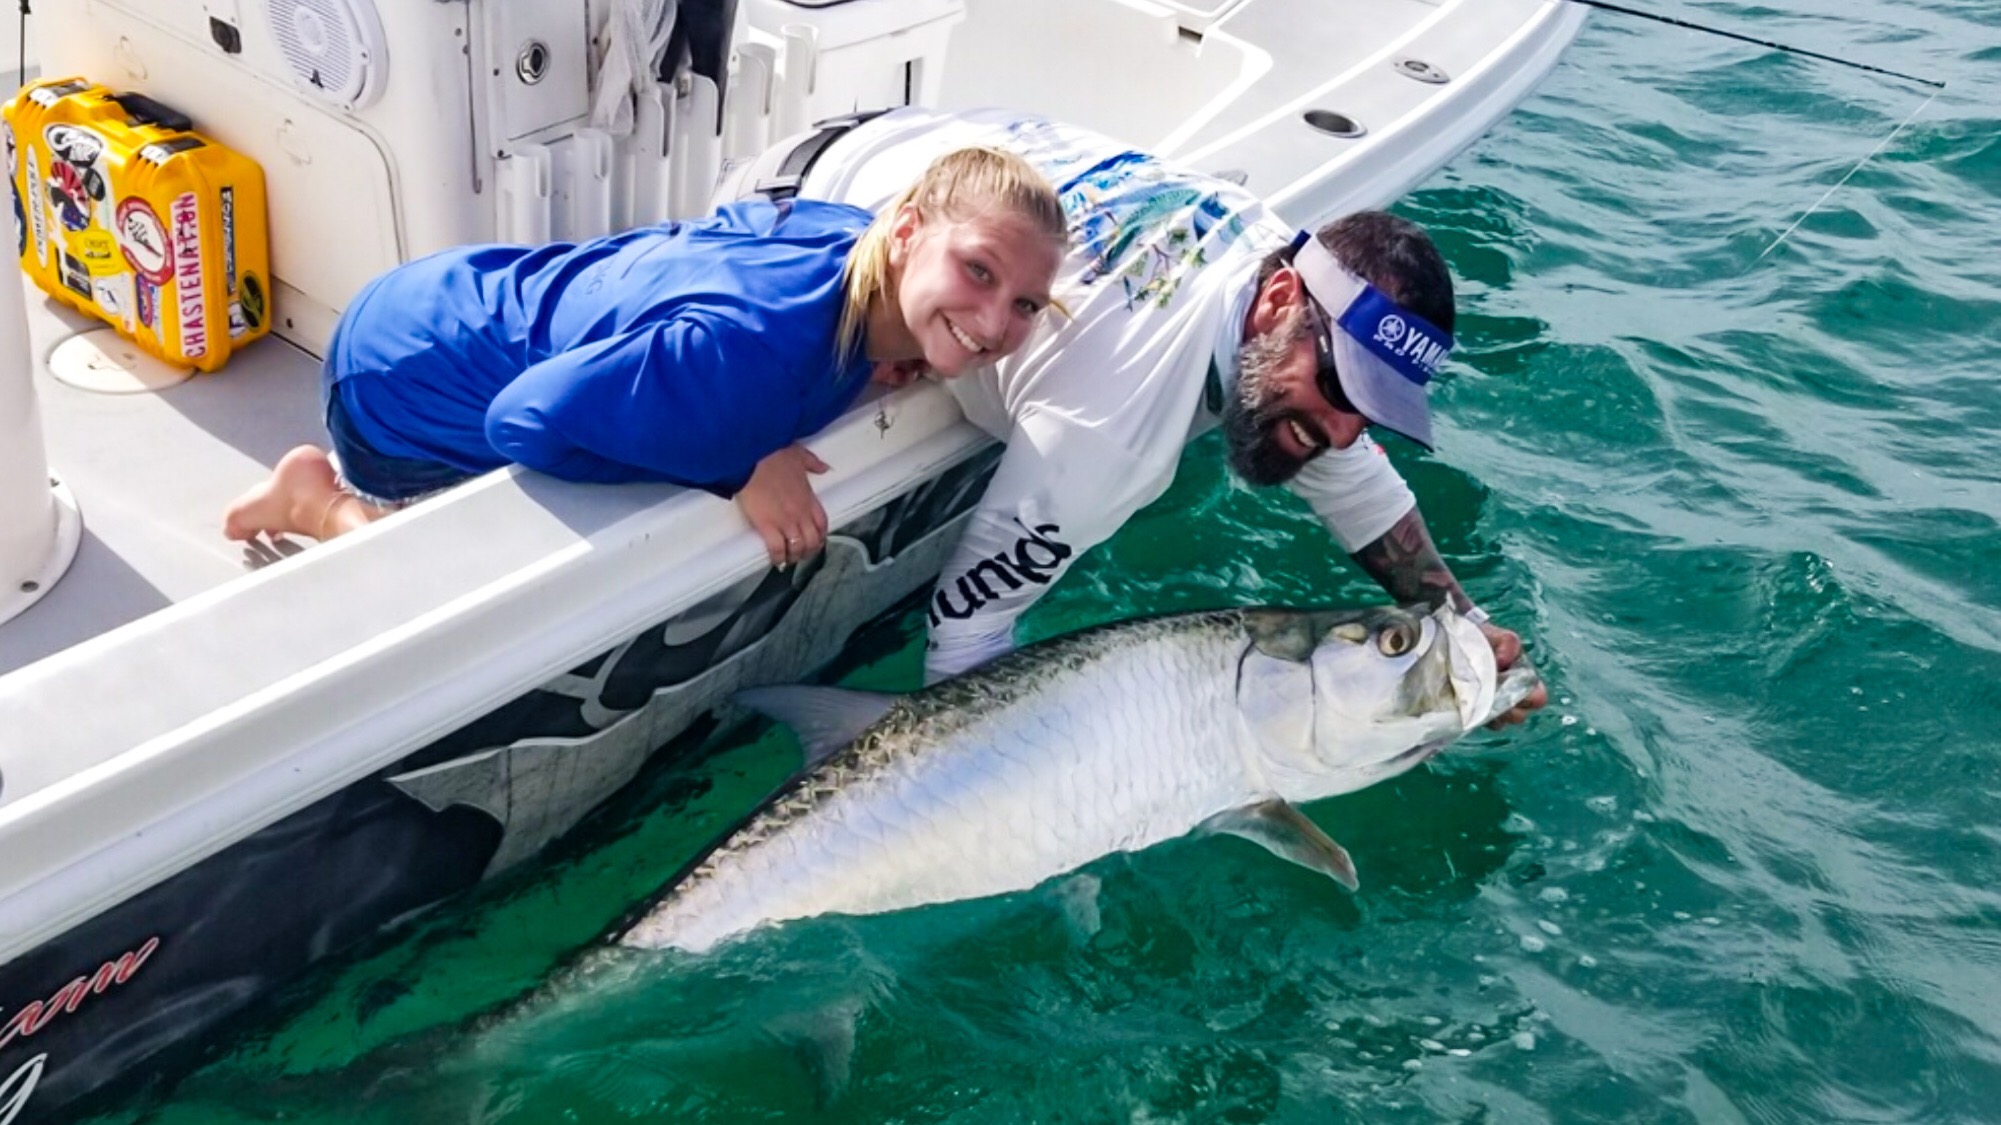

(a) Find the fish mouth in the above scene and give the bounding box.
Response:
[1386,736,1453,771]
[1436,606,1499,730]
[1434,605,1543,729]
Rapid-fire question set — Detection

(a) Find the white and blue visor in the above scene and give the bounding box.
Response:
[1291,231,1454,450]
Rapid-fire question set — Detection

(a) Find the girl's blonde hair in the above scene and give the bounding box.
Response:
[836,145,1068,361]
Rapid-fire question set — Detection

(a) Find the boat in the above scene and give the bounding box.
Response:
[0,0,1585,1117]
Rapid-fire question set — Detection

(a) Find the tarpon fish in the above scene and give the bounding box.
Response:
[617,605,1538,954]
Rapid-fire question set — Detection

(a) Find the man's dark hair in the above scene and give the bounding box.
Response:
[1253,211,1455,332]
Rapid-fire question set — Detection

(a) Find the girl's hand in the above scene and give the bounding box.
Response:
[736,444,832,568]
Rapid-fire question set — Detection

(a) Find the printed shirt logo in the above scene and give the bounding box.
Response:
[1003,120,1250,312]
[929,519,1073,624]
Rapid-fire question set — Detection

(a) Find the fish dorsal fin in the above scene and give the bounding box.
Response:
[1199,800,1360,892]
[735,685,901,766]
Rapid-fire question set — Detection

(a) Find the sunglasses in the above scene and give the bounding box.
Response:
[1301,296,1361,416]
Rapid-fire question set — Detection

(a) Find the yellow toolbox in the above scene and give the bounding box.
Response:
[3,77,270,372]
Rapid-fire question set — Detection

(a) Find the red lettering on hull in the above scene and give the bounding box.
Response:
[0,937,160,1053]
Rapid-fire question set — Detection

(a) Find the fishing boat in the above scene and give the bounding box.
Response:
[0,0,1584,1116]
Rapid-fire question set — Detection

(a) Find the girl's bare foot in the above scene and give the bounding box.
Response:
[222,445,346,541]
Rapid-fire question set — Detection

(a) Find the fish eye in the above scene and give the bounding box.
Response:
[1377,623,1416,657]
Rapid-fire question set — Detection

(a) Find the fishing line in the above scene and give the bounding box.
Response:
[1564,0,1945,88]
[1753,87,1940,263]
[1563,0,1948,265]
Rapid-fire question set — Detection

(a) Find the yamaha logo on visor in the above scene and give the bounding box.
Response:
[1288,230,1454,450]
[1290,231,1454,387]
[1341,284,1450,385]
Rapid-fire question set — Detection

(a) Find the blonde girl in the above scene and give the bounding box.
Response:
[223,147,1067,566]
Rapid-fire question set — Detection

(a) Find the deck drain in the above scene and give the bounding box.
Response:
[1302,109,1366,139]
[49,328,192,393]
[1395,57,1451,84]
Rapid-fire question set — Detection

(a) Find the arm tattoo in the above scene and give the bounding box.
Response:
[1350,508,1471,612]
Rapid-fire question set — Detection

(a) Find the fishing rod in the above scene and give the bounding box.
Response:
[1566,0,1946,89]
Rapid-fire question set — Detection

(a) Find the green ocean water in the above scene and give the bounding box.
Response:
[98,2,2001,1121]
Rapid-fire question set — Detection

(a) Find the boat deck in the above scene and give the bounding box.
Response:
[1,305,325,675]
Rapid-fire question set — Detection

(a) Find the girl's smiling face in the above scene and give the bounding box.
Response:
[879,205,1062,377]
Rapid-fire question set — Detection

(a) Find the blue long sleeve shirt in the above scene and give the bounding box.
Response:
[324,199,877,496]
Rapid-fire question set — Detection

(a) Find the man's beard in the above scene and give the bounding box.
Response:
[1221,306,1315,486]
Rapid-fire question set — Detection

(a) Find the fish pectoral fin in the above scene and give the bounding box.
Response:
[734,685,901,765]
[1199,800,1361,892]
[765,996,865,1110]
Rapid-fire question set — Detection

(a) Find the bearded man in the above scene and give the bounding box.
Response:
[722,107,1545,725]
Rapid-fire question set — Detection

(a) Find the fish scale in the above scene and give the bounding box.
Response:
[624,617,1257,952]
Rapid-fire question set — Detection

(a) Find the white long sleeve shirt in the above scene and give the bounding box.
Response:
[796,109,1417,679]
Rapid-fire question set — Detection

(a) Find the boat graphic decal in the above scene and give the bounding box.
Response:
[0,453,1001,1119]
[0,1053,44,1125]
[388,451,1002,875]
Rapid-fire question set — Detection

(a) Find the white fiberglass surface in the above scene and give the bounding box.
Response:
[0,298,326,676]
[935,0,1441,153]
